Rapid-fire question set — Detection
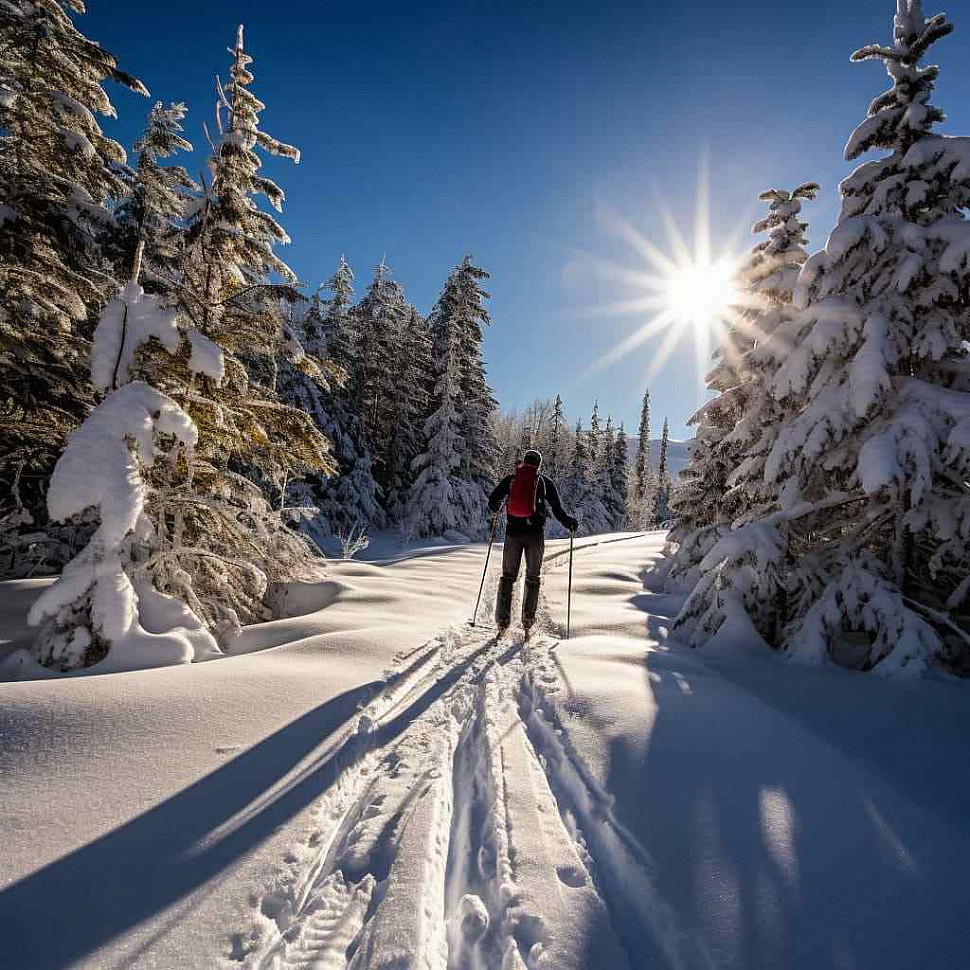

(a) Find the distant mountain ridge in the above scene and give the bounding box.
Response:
[625,437,692,479]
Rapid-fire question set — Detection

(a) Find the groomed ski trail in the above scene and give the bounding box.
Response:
[228,540,664,970]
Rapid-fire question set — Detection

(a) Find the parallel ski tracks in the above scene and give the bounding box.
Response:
[228,538,670,970]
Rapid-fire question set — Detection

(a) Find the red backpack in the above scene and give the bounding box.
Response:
[507,463,540,518]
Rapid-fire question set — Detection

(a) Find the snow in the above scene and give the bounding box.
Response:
[20,382,218,672]
[187,327,226,384]
[91,282,180,392]
[1,533,968,969]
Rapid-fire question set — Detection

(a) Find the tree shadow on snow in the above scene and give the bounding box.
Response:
[605,579,970,970]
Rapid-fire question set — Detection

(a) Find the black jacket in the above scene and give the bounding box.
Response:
[488,473,574,535]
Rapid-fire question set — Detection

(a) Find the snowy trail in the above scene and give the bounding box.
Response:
[5,532,970,970]
[227,548,657,970]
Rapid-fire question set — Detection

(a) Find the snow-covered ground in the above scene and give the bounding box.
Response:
[1,532,968,969]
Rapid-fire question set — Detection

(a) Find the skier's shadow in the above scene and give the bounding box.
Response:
[0,640,496,969]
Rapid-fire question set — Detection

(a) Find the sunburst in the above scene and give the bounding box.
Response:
[574,158,754,388]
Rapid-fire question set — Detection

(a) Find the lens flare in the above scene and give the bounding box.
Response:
[572,156,752,389]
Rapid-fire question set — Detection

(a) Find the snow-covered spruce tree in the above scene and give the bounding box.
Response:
[608,419,629,529]
[546,394,567,479]
[351,258,410,489]
[703,2,970,674]
[416,256,498,534]
[671,184,818,645]
[562,419,591,532]
[770,0,970,673]
[406,305,478,538]
[317,255,357,366]
[572,404,611,534]
[628,388,655,528]
[280,258,385,539]
[385,305,434,521]
[20,253,221,673]
[653,417,672,525]
[153,26,333,638]
[110,102,198,305]
[0,0,147,565]
[434,256,498,487]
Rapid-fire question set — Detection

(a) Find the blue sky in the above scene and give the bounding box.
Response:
[83,0,970,439]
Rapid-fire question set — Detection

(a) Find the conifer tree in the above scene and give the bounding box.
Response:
[669,184,817,598]
[429,256,498,486]
[574,403,610,533]
[147,26,332,638]
[609,419,629,529]
[0,0,147,548]
[563,418,590,533]
[653,417,671,524]
[112,102,198,304]
[278,258,385,540]
[385,305,434,520]
[351,258,412,498]
[546,394,567,478]
[407,297,480,537]
[629,388,655,528]
[688,1,970,674]
[767,0,970,673]
[318,255,357,365]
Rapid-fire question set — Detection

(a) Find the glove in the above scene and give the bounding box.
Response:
[564,515,578,533]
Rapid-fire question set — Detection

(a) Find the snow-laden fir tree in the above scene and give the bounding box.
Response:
[609,419,629,529]
[766,0,970,673]
[406,301,481,538]
[111,102,198,305]
[653,417,672,525]
[433,256,498,487]
[146,26,333,639]
[351,257,410,488]
[546,394,567,479]
[281,258,385,539]
[0,0,147,564]
[317,255,357,365]
[672,184,818,645]
[385,305,434,521]
[694,1,970,674]
[566,404,610,534]
[628,388,655,528]
[18,250,223,673]
[562,419,591,533]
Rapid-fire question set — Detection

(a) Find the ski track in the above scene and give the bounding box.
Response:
[227,545,663,970]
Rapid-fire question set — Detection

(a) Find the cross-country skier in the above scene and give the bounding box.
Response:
[488,449,578,635]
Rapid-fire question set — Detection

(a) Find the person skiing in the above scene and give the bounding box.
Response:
[488,449,578,635]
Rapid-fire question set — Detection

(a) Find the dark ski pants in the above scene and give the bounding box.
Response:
[495,531,544,629]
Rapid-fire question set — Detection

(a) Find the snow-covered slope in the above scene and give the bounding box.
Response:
[1,533,968,969]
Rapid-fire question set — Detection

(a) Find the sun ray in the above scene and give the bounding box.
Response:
[564,249,665,291]
[580,295,671,317]
[596,204,680,278]
[645,316,692,381]
[582,311,678,379]
[695,148,711,268]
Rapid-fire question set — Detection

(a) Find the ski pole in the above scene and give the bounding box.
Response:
[567,531,575,639]
[470,513,498,627]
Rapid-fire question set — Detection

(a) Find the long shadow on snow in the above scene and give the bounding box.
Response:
[600,573,970,970]
[0,638,497,968]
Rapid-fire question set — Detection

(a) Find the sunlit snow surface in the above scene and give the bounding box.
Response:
[1,533,968,969]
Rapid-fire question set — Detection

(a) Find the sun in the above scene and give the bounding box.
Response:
[572,157,751,387]
[665,257,739,332]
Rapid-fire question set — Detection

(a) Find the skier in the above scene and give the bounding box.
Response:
[488,449,578,636]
